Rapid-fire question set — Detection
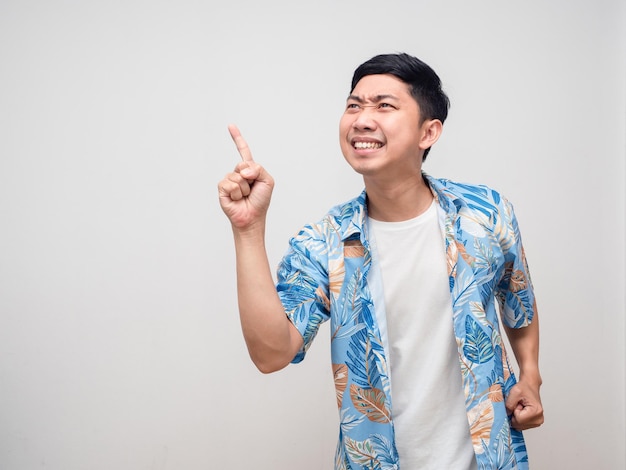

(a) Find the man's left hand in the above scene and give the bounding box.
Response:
[505,380,544,430]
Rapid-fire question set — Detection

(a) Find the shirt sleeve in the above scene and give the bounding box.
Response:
[495,196,537,329]
[276,225,331,363]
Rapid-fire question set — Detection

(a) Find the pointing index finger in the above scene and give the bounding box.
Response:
[228,124,254,162]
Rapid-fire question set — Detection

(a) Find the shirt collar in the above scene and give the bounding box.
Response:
[423,173,461,216]
[339,174,462,242]
[337,190,368,242]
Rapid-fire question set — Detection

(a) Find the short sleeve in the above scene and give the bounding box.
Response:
[276,227,331,363]
[495,197,537,329]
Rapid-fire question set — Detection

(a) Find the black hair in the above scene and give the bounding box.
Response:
[350,53,450,160]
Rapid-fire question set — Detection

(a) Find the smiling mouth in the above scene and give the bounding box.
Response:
[353,141,383,150]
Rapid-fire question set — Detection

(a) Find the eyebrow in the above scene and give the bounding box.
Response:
[346,94,399,103]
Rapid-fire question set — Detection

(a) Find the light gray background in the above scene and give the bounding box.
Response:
[1,1,624,469]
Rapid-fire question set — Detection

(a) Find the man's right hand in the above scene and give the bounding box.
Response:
[217,124,303,373]
[218,124,274,231]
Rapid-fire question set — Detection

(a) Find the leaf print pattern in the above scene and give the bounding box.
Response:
[456,240,476,268]
[339,407,366,434]
[488,383,504,402]
[346,328,387,392]
[511,428,529,464]
[277,267,319,321]
[509,270,527,293]
[468,399,495,454]
[464,316,495,364]
[344,436,380,468]
[275,176,535,469]
[333,363,348,408]
[446,233,459,279]
[329,257,346,297]
[350,384,391,423]
[344,239,365,258]
[332,271,365,341]
[470,301,488,326]
[473,237,497,272]
[493,425,517,469]
[369,434,398,467]
[316,286,331,312]
[335,447,347,470]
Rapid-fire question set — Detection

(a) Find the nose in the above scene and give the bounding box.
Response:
[352,107,377,131]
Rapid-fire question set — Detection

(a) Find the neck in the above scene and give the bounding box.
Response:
[364,173,433,222]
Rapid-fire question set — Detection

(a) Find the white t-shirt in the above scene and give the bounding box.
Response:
[368,200,477,470]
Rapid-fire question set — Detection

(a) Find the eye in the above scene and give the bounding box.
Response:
[378,102,395,109]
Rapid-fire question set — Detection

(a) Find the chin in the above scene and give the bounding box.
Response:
[346,161,379,177]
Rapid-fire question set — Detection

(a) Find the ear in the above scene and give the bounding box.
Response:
[418,119,443,150]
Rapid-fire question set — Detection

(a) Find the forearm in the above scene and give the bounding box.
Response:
[503,313,542,386]
[503,313,544,429]
[233,225,302,373]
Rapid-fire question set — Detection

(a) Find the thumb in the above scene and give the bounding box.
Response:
[239,161,274,188]
[505,386,523,414]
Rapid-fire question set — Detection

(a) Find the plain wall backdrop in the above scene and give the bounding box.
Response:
[1,1,624,469]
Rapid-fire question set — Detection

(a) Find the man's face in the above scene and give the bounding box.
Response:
[339,74,431,180]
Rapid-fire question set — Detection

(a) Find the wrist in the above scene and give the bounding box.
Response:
[518,368,542,388]
[233,221,266,245]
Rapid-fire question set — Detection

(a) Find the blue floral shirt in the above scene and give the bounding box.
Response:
[276,175,536,470]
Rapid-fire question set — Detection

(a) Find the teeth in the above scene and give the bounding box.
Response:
[354,141,382,149]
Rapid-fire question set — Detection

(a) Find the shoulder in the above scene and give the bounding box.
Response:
[427,174,513,217]
[291,190,367,243]
[280,191,366,273]
[427,175,506,207]
[425,175,522,240]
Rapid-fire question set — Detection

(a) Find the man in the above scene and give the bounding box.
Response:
[218,53,544,469]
